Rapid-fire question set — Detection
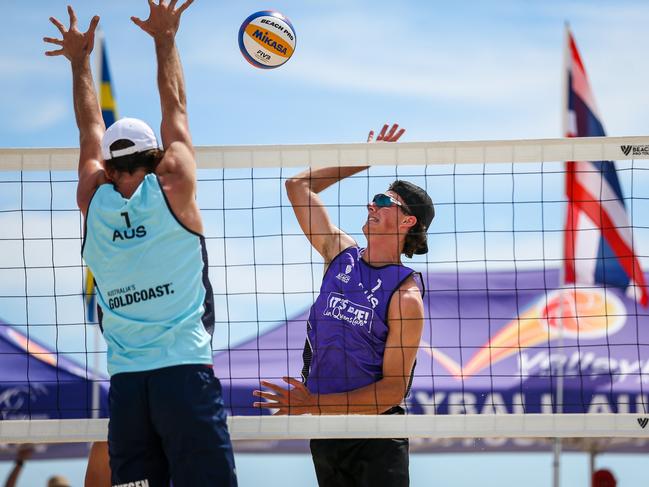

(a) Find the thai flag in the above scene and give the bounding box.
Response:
[563,27,648,306]
[84,32,119,322]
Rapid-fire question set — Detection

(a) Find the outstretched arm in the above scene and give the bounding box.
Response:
[253,277,424,414]
[44,6,105,216]
[285,123,406,262]
[132,0,193,153]
[4,445,33,487]
[285,166,362,262]
[132,0,200,231]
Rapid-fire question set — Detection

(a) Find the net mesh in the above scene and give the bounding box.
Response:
[0,136,648,447]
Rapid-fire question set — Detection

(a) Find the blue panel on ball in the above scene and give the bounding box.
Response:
[238,10,296,69]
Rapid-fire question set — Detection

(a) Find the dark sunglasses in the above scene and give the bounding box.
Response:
[371,194,411,214]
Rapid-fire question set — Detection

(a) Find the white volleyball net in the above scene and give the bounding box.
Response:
[1,136,649,452]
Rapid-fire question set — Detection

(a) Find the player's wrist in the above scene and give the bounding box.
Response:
[70,56,91,72]
[153,32,176,48]
[311,394,322,414]
[14,459,24,468]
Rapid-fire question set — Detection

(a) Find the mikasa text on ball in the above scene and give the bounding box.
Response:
[238,11,296,69]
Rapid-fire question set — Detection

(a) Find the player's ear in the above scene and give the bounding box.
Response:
[401,215,417,229]
[103,163,116,182]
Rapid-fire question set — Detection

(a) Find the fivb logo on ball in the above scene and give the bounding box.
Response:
[238,11,296,69]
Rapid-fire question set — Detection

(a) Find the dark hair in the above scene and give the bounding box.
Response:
[402,221,428,258]
[388,180,435,257]
[104,139,164,175]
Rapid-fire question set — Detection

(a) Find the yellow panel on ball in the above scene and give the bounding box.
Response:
[238,11,296,69]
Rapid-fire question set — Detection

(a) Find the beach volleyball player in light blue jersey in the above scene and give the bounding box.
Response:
[44,2,236,486]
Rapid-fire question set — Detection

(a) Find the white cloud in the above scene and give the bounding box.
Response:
[0,51,70,134]
[181,2,648,138]
[0,55,66,79]
[9,99,69,133]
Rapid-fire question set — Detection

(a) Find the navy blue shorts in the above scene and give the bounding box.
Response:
[108,364,237,487]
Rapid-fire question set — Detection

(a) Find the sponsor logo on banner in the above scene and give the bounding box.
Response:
[638,418,649,429]
[620,145,649,156]
[5,328,89,378]
[425,289,627,380]
[323,292,374,332]
[7,329,57,367]
[0,384,48,419]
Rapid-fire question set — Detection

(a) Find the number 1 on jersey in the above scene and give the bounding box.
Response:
[121,212,132,228]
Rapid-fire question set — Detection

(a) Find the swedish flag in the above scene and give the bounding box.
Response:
[99,36,118,127]
[85,32,118,322]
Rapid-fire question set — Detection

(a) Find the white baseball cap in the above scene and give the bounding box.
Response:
[101,117,159,160]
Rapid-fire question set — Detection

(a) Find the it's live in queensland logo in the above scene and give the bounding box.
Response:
[424,288,627,380]
[621,145,649,157]
[323,292,374,332]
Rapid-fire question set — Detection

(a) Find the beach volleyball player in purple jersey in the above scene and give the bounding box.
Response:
[254,124,434,487]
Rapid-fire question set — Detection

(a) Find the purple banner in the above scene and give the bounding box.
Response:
[215,268,649,453]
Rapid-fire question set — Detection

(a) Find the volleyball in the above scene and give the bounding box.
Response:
[238,11,296,69]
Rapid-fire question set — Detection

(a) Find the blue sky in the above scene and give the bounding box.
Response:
[1,1,649,486]
[2,0,649,149]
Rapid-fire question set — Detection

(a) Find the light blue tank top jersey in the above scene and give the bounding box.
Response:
[82,174,214,376]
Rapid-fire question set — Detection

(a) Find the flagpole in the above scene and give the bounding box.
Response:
[90,28,104,422]
[553,21,572,487]
[561,22,570,144]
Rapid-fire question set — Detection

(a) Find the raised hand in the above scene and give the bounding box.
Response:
[16,444,34,462]
[367,123,405,143]
[253,377,317,415]
[44,6,99,63]
[131,0,194,40]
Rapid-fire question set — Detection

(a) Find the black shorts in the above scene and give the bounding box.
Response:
[310,408,409,487]
[310,437,409,487]
[108,364,237,487]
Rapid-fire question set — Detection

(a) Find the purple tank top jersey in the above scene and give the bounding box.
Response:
[304,247,420,394]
